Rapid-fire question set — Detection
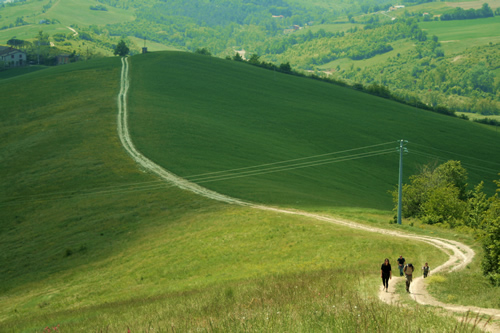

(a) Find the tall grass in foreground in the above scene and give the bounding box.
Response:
[2,270,487,332]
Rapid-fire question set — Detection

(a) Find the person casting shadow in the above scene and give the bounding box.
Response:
[381,258,392,292]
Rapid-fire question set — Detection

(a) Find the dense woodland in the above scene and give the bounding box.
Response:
[440,2,497,20]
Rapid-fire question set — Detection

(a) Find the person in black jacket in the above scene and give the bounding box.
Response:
[381,258,392,292]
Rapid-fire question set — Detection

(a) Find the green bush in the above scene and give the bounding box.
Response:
[481,193,500,285]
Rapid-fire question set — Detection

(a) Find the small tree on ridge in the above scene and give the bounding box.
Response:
[114,40,129,56]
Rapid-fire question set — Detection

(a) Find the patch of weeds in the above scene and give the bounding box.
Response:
[428,274,446,284]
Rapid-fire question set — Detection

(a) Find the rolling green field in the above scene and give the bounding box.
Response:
[128,51,500,211]
[0,0,134,46]
[314,14,500,73]
[318,39,416,71]
[0,0,134,27]
[1,52,499,331]
[420,16,500,54]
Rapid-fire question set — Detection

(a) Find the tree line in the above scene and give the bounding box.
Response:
[440,3,495,21]
[391,161,500,286]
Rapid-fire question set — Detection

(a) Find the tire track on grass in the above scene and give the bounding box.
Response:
[117,57,500,332]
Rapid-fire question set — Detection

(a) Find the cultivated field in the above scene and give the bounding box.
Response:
[420,16,500,54]
[1,52,499,331]
[0,0,134,46]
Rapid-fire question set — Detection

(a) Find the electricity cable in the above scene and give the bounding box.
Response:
[4,141,498,207]
[187,148,395,184]
[189,141,396,178]
[411,149,499,175]
[411,142,500,168]
[1,145,397,207]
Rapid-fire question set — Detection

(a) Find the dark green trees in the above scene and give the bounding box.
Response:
[481,177,500,286]
[393,160,468,226]
[393,161,500,285]
[114,40,129,56]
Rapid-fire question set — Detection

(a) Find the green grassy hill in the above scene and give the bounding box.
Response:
[2,0,499,116]
[0,0,135,57]
[128,51,500,211]
[0,0,134,35]
[1,52,499,331]
[420,16,500,54]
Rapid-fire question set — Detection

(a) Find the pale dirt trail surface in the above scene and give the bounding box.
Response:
[117,57,500,332]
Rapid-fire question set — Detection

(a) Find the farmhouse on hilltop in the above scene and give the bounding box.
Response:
[0,46,27,67]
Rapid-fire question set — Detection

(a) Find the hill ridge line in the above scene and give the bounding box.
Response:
[116,56,500,331]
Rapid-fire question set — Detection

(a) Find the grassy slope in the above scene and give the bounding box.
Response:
[0,0,134,27]
[0,0,134,53]
[44,0,135,26]
[315,16,500,77]
[128,51,500,212]
[420,16,500,55]
[0,53,496,331]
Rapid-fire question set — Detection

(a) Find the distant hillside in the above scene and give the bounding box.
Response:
[1,0,499,115]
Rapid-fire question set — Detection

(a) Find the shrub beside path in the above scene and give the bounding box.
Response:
[117,57,500,332]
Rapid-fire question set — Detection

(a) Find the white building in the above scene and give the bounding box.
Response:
[0,46,27,67]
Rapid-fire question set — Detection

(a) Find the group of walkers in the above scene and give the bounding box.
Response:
[380,255,430,293]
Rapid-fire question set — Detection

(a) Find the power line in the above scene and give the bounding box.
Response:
[3,140,499,207]
[188,141,397,179]
[411,142,500,168]
[411,149,500,175]
[187,148,396,184]
[1,143,397,207]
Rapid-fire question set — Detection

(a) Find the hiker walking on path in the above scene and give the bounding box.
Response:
[397,255,405,276]
[422,262,430,278]
[381,258,392,292]
[404,263,415,293]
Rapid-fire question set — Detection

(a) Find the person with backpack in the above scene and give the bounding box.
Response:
[397,255,405,276]
[381,258,392,292]
[422,262,430,278]
[404,263,415,293]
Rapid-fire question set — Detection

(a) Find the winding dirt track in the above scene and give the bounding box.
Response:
[117,57,500,332]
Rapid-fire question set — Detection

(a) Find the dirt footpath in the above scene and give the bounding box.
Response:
[117,57,500,333]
